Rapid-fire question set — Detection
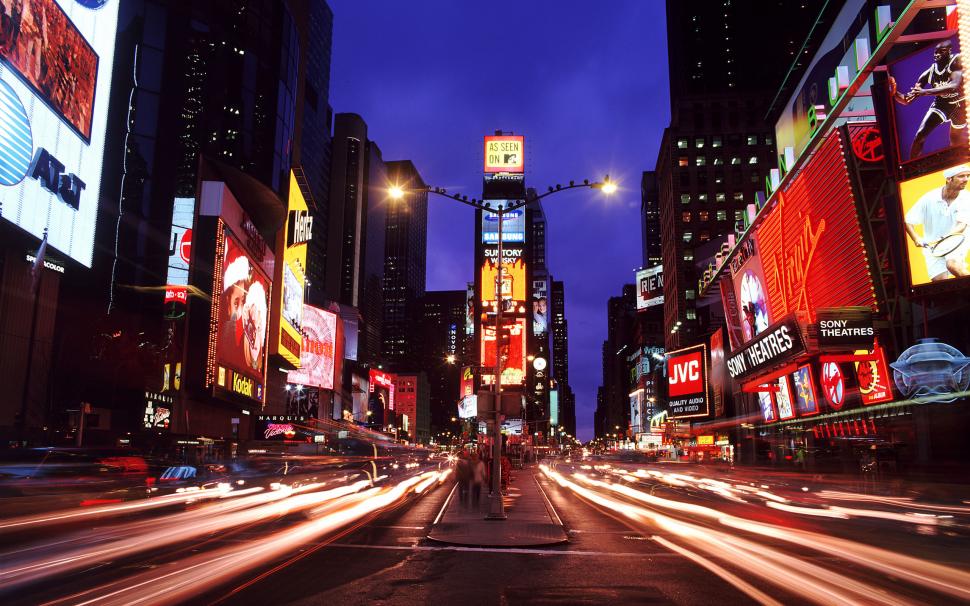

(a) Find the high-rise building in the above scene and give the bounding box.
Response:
[393,373,430,444]
[640,171,662,268]
[382,161,428,365]
[549,280,575,436]
[419,290,467,435]
[595,284,637,438]
[657,0,830,349]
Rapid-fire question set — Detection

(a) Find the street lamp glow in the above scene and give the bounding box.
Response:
[445,354,456,364]
[601,181,617,195]
[388,185,405,200]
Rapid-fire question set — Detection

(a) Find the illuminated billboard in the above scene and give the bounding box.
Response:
[270,171,310,367]
[0,0,120,267]
[792,364,820,417]
[483,135,524,173]
[755,131,877,318]
[286,305,336,390]
[482,208,525,243]
[854,344,894,405]
[532,277,548,336]
[898,163,970,287]
[729,239,771,344]
[666,344,710,419]
[888,18,963,165]
[550,389,560,427]
[459,366,476,418]
[636,266,664,309]
[628,389,642,433]
[481,317,527,386]
[775,374,795,420]
[465,283,475,335]
[481,245,526,303]
[213,227,271,403]
[167,197,195,286]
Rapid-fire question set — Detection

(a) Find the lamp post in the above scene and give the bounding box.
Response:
[390,175,616,520]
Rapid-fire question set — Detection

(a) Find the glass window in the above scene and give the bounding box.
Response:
[683,250,694,262]
[695,138,705,149]
[686,308,697,320]
[685,289,696,300]
[699,211,709,222]
[731,157,741,165]
[680,172,690,187]
[712,136,722,148]
[716,192,726,202]
[735,210,745,221]
[677,138,688,149]
[748,156,758,164]
[682,211,692,223]
[747,135,758,145]
[717,210,727,221]
[697,193,708,202]
[713,157,724,165]
[699,230,711,242]
[751,173,761,183]
[679,156,689,167]
[695,156,706,166]
[682,231,693,243]
[680,193,691,204]
[765,135,774,145]
[733,192,744,201]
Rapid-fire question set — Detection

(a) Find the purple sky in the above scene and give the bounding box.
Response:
[328,0,669,441]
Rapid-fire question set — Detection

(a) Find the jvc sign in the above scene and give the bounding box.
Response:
[665,344,710,419]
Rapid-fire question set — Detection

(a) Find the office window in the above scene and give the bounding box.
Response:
[714,172,724,185]
[751,172,761,183]
[683,250,694,262]
[712,136,722,148]
[748,155,758,164]
[698,193,708,202]
[747,135,758,145]
[717,210,727,221]
[733,192,744,201]
[680,172,690,187]
[716,192,726,202]
[765,135,773,145]
[685,289,696,300]
[682,231,693,243]
[695,138,705,149]
[713,157,724,165]
[686,308,697,320]
[731,157,741,165]
[735,209,745,221]
[677,138,688,149]
[682,211,692,223]
[695,156,706,166]
[680,193,691,204]
[679,156,689,167]
[699,230,711,242]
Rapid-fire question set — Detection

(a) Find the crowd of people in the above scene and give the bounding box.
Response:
[453,450,513,509]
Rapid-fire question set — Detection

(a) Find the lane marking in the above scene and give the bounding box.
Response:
[534,474,564,527]
[432,483,457,525]
[330,543,676,557]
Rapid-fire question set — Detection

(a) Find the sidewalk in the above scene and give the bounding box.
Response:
[427,464,568,547]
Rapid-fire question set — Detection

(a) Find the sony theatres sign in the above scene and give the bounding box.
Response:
[727,315,806,381]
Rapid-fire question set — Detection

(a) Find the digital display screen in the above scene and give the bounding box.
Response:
[0,0,119,267]
[482,207,525,243]
[286,305,336,390]
[532,277,548,336]
[792,364,819,416]
[167,197,195,286]
[481,245,526,303]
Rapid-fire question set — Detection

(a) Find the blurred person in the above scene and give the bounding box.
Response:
[470,452,486,508]
[904,164,970,280]
[455,451,471,508]
[895,40,967,158]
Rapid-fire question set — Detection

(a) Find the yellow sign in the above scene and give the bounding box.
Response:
[271,171,309,367]
[484,135,524,173]
[697,435,715,445]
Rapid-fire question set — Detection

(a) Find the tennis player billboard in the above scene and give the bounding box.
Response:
[898,163,970,287]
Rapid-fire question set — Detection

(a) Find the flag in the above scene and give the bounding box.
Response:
[30,231,48,293]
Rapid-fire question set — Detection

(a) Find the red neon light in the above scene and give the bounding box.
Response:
[755,132,877,321]
[740,363,799,393]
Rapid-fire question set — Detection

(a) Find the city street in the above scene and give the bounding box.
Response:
[2,457,969,605]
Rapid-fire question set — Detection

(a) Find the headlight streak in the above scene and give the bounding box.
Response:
[39,473,438,606]
[541,465,970,603]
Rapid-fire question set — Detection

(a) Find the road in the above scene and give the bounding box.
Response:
[1,458,969,605]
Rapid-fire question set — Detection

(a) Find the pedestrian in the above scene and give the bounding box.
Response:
[470,452,486,508]
[455,451,471,507]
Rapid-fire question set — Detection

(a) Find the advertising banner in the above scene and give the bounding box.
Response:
[898,163,970,287]
[775,375,795,420]
[213,228,270,403]
[142,392,173,430]
[0,0,120,267]
[726,315,805,381]
[758,391,777,423]
[709,328,727,418]
[167,197,195,286]
[550,389,559,427]
[481,317,527,386]
[271,171,309,367]
[666,344,710,419]
[255,415,312,441]
[628,389,642,433]
[481,245,526,303]
[484,135,524,173]
[888,21,963,164]
[286,305,336,390]
[729,239,772,344]
[636,266,664,310]
[854,344,894,405]
[820,361,846,410]
[465,283,475,335]
[459,366,476,418]
[792,364,820,416]
[532,277,548,336]
[482,208,525,243]
[756,132,877,318]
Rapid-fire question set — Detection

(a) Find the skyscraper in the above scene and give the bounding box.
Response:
[657,0,830,349]
[382,160,428,366]
[550,280,575,436]
[419,290,467,435]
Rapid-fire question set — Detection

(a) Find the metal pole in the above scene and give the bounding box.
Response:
[487,205,506,519]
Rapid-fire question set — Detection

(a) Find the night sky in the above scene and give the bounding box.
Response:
[328,0,669,441]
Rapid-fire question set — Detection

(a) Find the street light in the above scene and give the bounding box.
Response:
[389,174,616,520]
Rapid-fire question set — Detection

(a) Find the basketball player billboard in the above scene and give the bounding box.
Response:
[888,24,966,165]
[898,163,970,286]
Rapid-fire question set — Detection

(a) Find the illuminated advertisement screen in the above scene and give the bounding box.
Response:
[636,266,664,309]
[286,305,336,390]
[465,283,475,335]
[532,277,548,336]
[255,416,312,441]
[666,344,710,419]
[271,171,309,366]
[369,369,395,411]
[167,197,195,286]
[854,344,894,405]
[792,364,820,416]
[459,394,478,419]
[0,0,119,267]
[898,164,970,287]
[483,135,524,173]
[482,208,525,243]
[775,375,795,420]
[628,390,641,433]
[481,317,527,386]
[888,20,962,164]
[730,239,771,344]
[550,389,559,427]
[755,131,877,319]
[758,391,777,423]
[214,228,270,403]
[481,245,526,303]
[710,328,726,418]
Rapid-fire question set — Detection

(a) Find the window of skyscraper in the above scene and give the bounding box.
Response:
[716,192,726,202]
[695,156,706,167]
[698,211,709,222]
[683,250,694,262]
[682,211,692,223]
[712,136,722,148]
[680,194,691,204]
[713,157,724,165]
[686,308,697,320]
[699,231,710,242]
[677,139,688,149]
[734,210,745,221]
[747,135,758,145]
[731,157,741,165]
[695,138,704,148]
[679,156,689,167]
[698,193,707,202]
[685,289,696,300]
[682,231,693,243]
[751,173,760,183]
[733,192,744,201]
[717,210,727,221]
[748,156,758,164]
